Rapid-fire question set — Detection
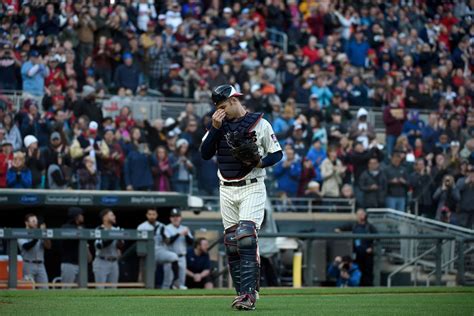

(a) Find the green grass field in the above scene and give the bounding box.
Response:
[1,287,473,315]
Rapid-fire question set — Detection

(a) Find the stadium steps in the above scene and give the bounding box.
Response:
[380,260,458,286]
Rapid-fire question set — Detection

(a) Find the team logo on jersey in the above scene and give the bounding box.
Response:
[271,134,278,143]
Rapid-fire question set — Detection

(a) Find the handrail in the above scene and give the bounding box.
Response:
[367,208,474,235]
[425,245,474,286]
[386,243,441,287]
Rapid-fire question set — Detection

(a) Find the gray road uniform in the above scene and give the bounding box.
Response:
[93,226,122,289]
[137,221,179,263]
[164,224,194,288]
[18,238,48,289]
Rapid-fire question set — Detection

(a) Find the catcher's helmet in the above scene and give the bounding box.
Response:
[211,84,243,106]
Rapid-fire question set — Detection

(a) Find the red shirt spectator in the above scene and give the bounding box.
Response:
[302,36,320,64]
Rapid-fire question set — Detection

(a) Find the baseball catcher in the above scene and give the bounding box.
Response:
[200,84,283,310]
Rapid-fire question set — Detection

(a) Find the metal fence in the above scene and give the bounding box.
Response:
[367,209,474,286]
[1,228,155,289]
[0,91,432,132]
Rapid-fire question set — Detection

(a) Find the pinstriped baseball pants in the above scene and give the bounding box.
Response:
[219,179,266,230]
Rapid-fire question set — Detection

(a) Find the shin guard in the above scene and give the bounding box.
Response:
[224,225,241,294]
[236,220,259,295]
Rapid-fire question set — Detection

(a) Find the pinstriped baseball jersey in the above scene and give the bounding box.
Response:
[202,118,282,182]
[206,117,280,229]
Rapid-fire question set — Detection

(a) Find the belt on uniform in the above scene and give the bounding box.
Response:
[24,259,43,264]
[99,256,118,262]
[221,178,258,187]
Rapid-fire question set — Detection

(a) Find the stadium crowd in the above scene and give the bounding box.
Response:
[0,0,473,228]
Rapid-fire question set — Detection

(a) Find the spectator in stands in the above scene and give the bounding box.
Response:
[77,155,99,190]
[347,76,369,108]
[0,140,14,188]
[20,102,50,147]
[320,147,345,198]
[335,209,377,286]
[409,158,434,218]
[2,113,22,151]
[74,86,103,124]
[346,29,369,68]
[433,174,460,222]
[306,138,326,182]
[185,238,213,289]
[170,139,194,194]
[359,157,387,209]
[0,43,20,91]
[327,255,361,287]
[310,77,333,108]
[385,152,409,212]
[114,53,140,93]
[152,146,172,192]
[70,121,108,176]
[274,145,301,197]
[402,111,425,148]
[124,127,154,191]
[101,128,125,191]
[7,151,32,188]
[24,135,44,188]
[297,158,317,197]
[383,102,406,158]
[21,50,49,97]
[456,165,474,229]
[422,113,441,154]
[348,108,375,149]
[46,148,70,190]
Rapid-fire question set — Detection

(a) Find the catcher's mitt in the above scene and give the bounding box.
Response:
[225,131,261,167]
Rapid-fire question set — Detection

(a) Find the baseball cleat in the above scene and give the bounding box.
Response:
[232,294,256,311]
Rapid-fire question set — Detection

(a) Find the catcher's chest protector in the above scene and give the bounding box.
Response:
[217,112,263,180]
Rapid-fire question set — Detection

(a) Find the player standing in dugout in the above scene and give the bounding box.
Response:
[200,84,283,310]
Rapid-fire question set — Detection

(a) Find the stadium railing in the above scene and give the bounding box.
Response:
[367,208,474,286]
[2,229,472,289]
[1,228,155,289]
[0,91,431,132]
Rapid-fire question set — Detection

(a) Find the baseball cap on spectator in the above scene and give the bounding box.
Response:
[310,94,318,100]
[89,121,99,132]
[1,139,13,147]
[251,84,261,93]
[170,63,180,70]
[357,108,369,118]
[82,85,95,98]
[123,52,133,60]
[242,8,250,14]
[308,181,320,189]
[24,135,38,148]
[450,141,460,147]
[176,139,189,149]
[29,50,39,58]
[332,108,342,116]
[223,7,232,14]
[51,54,62,62]
[165,117,176,128]
[50,132,61,141]
[294,123,303,131]
[158,14,166,20]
